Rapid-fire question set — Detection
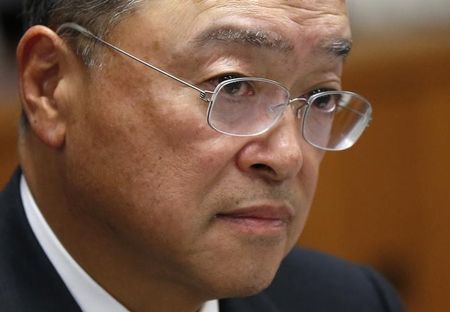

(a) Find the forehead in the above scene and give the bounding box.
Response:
[107,0,351,86]
[201,0,348,14]
[130,0,350,50]
[162,0,348,25]
[135,0,348,27]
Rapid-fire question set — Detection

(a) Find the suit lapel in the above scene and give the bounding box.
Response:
[0,169,82,311]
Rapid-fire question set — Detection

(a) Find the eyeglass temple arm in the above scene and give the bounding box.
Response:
[56,23,213,100]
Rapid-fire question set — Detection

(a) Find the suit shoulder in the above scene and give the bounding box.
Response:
[263,247,405,311]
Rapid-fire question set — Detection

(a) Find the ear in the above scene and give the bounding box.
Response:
[17,26,71,148]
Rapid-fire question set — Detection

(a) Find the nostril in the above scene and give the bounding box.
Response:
[251,163,276,176]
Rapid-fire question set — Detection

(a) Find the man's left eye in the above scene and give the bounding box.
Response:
[308,89,337,112]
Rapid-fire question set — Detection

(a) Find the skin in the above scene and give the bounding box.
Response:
[17,0,350,311]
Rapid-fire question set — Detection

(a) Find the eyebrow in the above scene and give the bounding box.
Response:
[321,38,353,58]
[192,26,295,53]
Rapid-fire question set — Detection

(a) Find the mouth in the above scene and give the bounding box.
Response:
[215,205,293,236]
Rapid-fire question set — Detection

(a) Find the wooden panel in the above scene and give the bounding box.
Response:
[0,98,19,185]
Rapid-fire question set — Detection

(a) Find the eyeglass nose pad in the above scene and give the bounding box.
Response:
[288,98,307,119]
[297,105,308,119]
[268,103,287,118]
[296,107,302,119]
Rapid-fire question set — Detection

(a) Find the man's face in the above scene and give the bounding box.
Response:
[62,0,349,299]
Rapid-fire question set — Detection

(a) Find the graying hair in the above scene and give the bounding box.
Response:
[20,0,144,128]
[23,0,144,66]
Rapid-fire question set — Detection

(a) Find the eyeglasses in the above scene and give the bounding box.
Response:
[57,22,372,151]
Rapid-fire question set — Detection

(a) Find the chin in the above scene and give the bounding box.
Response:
[183,233,292,300]
[217,273,276,300]
[202,261,280,300]
[227,278,274,298]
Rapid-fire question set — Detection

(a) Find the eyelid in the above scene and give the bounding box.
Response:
[208,72,245,81]
[202,72,247,89]
[304,87,338,98]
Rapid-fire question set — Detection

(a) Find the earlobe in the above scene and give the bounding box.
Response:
[17,26,68,148]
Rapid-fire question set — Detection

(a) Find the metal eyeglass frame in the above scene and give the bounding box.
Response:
[56,22,372,151]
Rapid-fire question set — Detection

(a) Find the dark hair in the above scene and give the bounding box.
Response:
[20,0,144,128]
[23,0,144,65]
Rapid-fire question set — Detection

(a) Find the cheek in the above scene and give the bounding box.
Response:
[288,145,324,239]
[65,75,237,223]
[297,139,324,190]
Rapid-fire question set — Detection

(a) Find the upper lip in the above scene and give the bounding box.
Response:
[216,204,294,223]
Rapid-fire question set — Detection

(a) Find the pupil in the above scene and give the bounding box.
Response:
[316,95,331,108]
[223,82,242,95]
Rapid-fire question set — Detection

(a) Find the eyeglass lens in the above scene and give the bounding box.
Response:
[208,79,289,136]
[303,92,371,150]
[207,79,371,151]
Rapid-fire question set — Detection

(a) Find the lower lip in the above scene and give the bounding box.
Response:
[215,215,288,236]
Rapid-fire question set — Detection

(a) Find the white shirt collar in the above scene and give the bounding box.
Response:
[20,175,219,312]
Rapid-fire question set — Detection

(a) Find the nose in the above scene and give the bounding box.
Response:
[236,111,304,182]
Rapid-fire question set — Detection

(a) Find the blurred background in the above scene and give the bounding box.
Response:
[1,1,449,311]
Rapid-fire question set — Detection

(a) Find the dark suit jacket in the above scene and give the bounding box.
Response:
[0,170,404,311]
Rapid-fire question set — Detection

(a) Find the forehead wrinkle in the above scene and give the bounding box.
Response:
[191,26,294,53]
